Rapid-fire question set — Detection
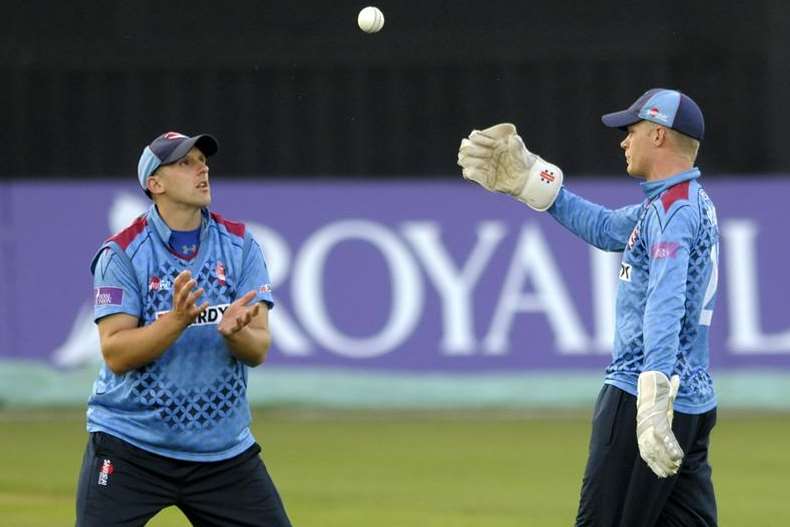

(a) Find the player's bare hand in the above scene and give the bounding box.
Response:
[218,290,261,338]
[171,270,208,327]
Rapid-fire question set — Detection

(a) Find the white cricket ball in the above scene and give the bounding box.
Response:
[358,6,385,34]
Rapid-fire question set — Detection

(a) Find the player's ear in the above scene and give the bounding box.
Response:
[147,169,165,197]
[653,125,668,147]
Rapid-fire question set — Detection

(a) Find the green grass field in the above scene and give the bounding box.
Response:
[1,408,789,526]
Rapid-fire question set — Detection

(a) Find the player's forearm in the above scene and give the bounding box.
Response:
[549,187,636,251]
[224,327,271,367]
[100,314,187,374]
[643,293,686,375]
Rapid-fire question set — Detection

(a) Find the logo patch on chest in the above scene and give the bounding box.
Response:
[148,276,173,291]
[156,304,230,326]
[619,262,632,282]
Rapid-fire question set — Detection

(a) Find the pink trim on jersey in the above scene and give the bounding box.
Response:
[661,181,690,212]
[210,212,245,237]
[107,215,148,249]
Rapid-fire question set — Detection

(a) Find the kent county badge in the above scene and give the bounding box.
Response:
[627,225,640,250]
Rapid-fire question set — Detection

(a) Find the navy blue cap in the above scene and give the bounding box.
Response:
[137,132,218,190]
[601,88,704,141]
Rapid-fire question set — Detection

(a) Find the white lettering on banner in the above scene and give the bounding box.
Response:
[483,225,588,355]
[47,190,790,366]
[402,221,507,356]
[724,220,790,354]
[292,220,424,358]
[246,223,312,356]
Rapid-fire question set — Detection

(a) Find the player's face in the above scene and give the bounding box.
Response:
[153,147,211,208]
[620,121,656,179]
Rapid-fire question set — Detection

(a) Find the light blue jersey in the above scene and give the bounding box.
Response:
[549,168,718,414]
[89,205,274,461]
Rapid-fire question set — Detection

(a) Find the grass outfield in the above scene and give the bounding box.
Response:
[1,409,789,526]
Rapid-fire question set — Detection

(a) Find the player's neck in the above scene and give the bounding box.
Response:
[154,200,203,231]
[644,157,693,182]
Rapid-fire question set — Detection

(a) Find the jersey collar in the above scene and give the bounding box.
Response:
[147,205,212,244]
[640,167,701,201]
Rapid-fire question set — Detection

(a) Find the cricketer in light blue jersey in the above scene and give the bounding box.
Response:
[89,205,274,461]
[77,131,291,527]
[458,88,719,525]
[549,168,718,414]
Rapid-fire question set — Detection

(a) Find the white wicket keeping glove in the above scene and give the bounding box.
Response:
[457,123,563,211]
[636,371,684,478]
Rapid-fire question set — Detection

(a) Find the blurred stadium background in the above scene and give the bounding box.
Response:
[2,1,789,525]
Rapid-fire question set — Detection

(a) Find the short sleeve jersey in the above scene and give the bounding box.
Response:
[89,205,274,461]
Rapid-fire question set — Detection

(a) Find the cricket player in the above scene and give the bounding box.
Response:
[75,132,292,526]
[457,88,718,526]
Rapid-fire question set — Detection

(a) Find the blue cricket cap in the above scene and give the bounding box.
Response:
[601,88,704,141]
[137,131,219,191]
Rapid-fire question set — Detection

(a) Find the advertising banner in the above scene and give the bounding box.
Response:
[1,178,788,374]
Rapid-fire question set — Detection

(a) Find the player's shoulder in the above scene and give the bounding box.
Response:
[655,180,701,215]
[649,180,699,231]
[105,214,150,252]
[91,214,150,274]
[209,211,247,240]
[659,180,693,213]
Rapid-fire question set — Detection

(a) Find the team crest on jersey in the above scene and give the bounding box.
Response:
[216,262,227,286]
[627,225,640,250]
[97,458,114,486]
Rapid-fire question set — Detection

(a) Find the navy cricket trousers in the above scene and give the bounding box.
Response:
[575,384,717,527]
[75,432,292,527]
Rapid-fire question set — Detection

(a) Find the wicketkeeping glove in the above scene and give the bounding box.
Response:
[457,123,563,211]
[636,371,684,478]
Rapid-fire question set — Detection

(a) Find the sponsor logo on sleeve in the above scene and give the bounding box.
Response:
[94,287,124,306]
[258,283,272,294]
[651,241,680,259]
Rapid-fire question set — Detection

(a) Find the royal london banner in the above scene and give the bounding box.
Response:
[0,178,789,375]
